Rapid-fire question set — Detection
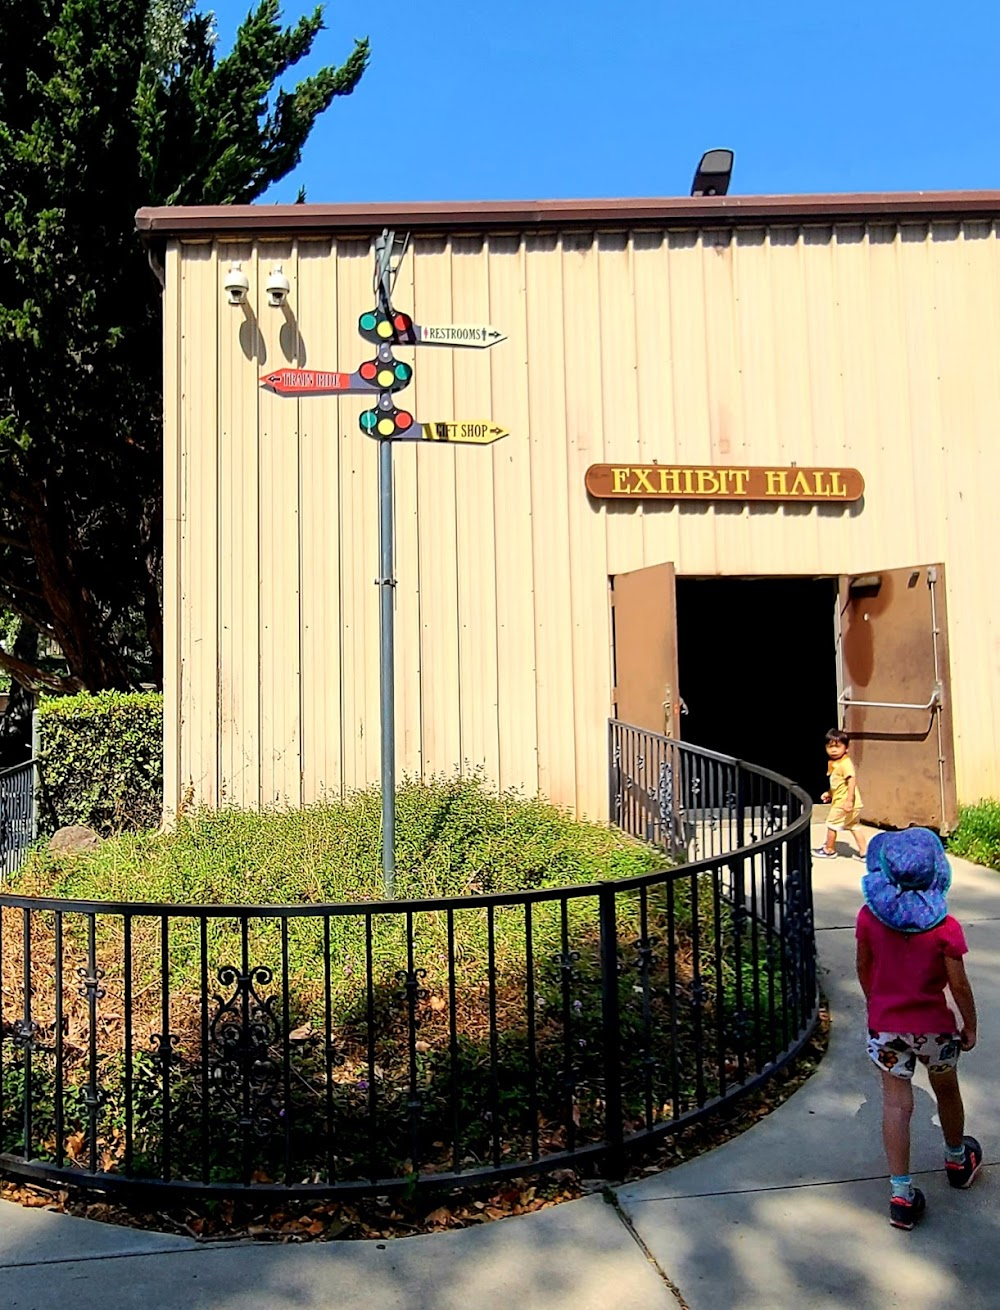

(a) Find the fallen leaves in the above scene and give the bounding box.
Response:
[0,1174,582,1244]
[0,1007,831,1247]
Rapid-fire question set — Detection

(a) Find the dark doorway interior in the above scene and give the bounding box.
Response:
[676,576,839,793]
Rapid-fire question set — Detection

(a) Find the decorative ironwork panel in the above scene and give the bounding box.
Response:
[208,964,284,1138]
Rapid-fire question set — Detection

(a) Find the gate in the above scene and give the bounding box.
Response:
[0,758,37,879]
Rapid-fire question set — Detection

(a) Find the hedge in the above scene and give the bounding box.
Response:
[38,691,163,836]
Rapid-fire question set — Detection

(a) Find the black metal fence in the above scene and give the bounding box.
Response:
[609,721,804,861]
[0,760,36,881]
[0,725,815,1200]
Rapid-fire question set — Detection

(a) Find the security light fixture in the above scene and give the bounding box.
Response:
[691,149,734,197]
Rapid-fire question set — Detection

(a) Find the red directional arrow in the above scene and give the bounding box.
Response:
[261,369,356,396]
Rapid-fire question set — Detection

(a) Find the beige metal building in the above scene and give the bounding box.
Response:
[138,191,1000,833]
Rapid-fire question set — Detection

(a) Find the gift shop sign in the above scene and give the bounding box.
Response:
[585,464,864,503]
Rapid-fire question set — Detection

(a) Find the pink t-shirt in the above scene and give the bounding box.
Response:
[855,905,967,1033]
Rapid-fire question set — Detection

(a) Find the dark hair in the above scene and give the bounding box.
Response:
[825,728,849,746]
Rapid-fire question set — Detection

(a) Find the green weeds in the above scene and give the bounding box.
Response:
[947,799,1000,869]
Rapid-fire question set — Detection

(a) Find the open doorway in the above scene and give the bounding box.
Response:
[675,577,839,793]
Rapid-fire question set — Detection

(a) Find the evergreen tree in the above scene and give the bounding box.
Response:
[0,0,368,695]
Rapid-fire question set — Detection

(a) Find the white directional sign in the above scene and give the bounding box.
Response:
[409,324,506,348]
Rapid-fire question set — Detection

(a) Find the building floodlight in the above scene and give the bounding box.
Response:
[691,149,734,197]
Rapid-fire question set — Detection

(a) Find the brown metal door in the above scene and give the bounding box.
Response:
[839,564,957,833]
[610,562,681,738]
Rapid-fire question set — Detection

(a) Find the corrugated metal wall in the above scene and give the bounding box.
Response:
[164,220,1000,817]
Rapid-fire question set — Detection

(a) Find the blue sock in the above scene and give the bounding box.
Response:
[945,1143,966,1164]
[890,1174,914,1200]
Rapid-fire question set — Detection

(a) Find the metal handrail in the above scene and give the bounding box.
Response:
[839,684,941,712]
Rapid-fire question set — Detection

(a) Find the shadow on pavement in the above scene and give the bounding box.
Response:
[616,829,1000,1310]
[0,1190,673,1310]
[5,827,998,1310]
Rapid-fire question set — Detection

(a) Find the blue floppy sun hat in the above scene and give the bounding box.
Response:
[862,828,952,933]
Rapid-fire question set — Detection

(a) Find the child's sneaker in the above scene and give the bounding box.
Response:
[812,847,837,859]
[946,1136,983,1189]
[889,1186,926,1230]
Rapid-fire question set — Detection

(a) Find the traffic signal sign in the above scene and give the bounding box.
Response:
[360,399,414,438]
[358,309,415,345]
[358,356,412,392]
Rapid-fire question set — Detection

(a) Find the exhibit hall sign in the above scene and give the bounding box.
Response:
[585,464,864,503]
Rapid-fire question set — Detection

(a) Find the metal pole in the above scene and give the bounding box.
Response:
[30,706,40,842]
[375,231,396,897]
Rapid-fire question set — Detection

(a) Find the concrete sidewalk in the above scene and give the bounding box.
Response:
[616,825,1000,1309]
[2,821,998,1309]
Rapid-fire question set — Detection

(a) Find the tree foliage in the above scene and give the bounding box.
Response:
[0,1,368,694]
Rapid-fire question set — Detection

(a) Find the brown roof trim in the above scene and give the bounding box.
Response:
[135,191,1000,240]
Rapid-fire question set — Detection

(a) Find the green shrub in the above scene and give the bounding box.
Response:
[3,778,794,1185]
[15,773,661,907]
[947,800,1000,869]
[37,690,162,836]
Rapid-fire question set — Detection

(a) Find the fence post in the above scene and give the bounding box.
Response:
[607,720,619,829]
[30,708,40,842]
[736,768,747,850]
[598,881,625,1180]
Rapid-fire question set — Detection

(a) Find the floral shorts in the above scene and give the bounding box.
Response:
[867,1029,961,1079]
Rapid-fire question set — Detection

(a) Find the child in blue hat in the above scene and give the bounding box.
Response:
[856,827,982,1229]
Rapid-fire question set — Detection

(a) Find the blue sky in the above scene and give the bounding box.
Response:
[212,1,999,204]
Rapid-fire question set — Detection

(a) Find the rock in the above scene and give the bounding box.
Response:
[48,825,104,854]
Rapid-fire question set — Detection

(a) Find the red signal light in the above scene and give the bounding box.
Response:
[359,361,377,381]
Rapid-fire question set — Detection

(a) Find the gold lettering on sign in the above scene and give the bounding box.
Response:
[584,464,865,504]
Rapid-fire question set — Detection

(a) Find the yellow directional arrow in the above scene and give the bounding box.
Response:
[420,421,509,445]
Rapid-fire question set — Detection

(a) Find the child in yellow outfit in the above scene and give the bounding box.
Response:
[814,727,867,859]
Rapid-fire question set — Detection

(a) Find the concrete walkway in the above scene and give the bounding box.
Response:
[2,820,998,1309]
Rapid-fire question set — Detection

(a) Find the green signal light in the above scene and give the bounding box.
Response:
[360,409,378,431]
[394,363,411,383]
[359,311,377,332]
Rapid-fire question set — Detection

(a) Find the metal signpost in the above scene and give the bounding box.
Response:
[261,230,506,895]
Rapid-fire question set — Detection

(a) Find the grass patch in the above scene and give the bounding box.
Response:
[1,777,793,1192]
[947,800,1000,870]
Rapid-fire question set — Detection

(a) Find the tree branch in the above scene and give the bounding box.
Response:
[0,646,82,694]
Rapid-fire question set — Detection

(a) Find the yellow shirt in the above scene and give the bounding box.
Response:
[828,755,862,809]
